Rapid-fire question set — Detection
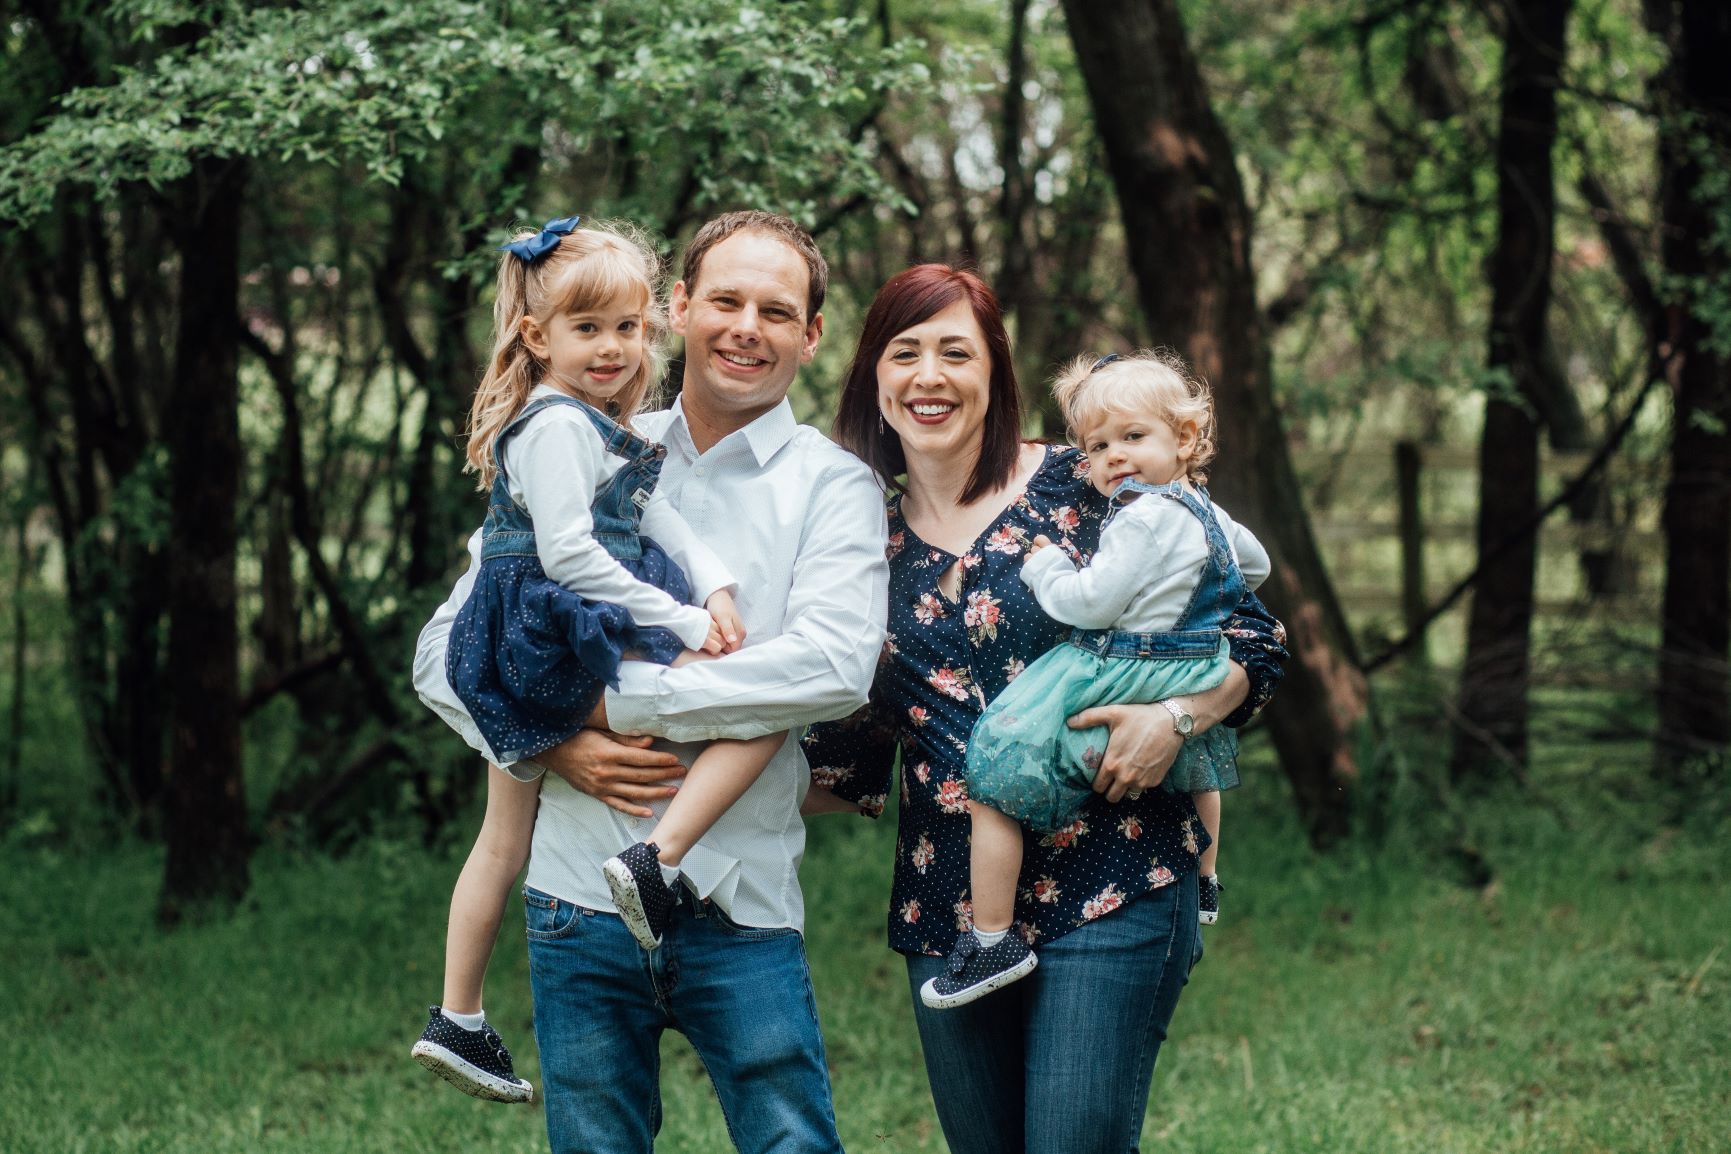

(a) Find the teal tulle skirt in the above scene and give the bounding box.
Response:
[965,637,1241,832]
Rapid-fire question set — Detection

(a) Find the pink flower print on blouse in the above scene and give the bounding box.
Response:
[1051,505,1080,534]
[964,589,1003,644]
[886,529,906,560]
[935,777,970,814]
[1119,815,1143,840]
[1016,921,1040,946]
[927,665,975,702]
[913,593,946,625]
[912,760,931,785]
[810,764,852,788]
[900,898,922,924]
[908,705,930,726]
[1029,877,1062,904]
[1181,818,1200,855]
[910,832,936,874]
[961,552,983,570]
[857,792,887,818]
[1003,656,1026,682]
[953,896,975,933]
[1040,817,1089,850]
[984,524,1022,555]
[1081,884,1126,921]
[1147,862,1176,888]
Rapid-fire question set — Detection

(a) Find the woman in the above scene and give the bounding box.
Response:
[803,265,1286,1153]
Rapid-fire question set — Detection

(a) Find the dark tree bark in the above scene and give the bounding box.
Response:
[1450,0,1571,782]
[1654,0,1731,771]
[1060,0,1369,846]
[159,155,251,920]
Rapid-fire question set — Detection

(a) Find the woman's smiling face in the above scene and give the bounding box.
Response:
[876,298,992,466]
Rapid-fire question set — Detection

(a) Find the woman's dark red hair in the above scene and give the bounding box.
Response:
[833,264,1023,505]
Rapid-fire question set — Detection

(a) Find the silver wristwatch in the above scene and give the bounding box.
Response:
[1159,698,1195,741]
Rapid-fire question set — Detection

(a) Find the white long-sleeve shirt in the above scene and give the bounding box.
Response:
[1021,488,1269,632]
[415,396,890,931]
[502,385,732,652]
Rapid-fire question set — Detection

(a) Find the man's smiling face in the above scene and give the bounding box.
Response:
[670,230,822,424]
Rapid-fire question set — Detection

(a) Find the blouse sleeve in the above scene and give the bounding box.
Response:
[506,408,716,651]
[800,685,899,818]
[1221,589,1288,728]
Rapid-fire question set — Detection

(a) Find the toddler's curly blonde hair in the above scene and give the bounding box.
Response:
[1050,348,1217,484]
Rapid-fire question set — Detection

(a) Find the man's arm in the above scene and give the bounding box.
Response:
[602,461,890,743]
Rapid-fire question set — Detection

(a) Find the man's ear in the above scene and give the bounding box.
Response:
[800,311,824,364]
[670,281,691,337]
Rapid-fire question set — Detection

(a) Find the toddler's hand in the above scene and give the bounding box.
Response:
[700,619,726,655]
[1027,534,1053,555]
[706,589,746,654]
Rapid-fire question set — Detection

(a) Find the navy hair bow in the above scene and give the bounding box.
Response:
[500,215,582,264]
[1089,352,1124,374]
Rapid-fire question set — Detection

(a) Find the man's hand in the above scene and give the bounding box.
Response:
[1066,703,1184,803]
[534,728,686,818]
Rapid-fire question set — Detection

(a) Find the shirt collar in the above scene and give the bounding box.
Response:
[667,396,798,467]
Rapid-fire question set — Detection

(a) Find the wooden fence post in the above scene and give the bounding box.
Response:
[1396,440,1429,664]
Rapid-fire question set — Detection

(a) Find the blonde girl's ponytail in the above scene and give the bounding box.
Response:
[466,250,541,489]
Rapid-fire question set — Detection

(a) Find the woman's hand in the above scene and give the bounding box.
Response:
[706,589,746,653]
[532,728,686,818]
[1067,703,1185,802]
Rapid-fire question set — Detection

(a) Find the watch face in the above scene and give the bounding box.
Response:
[1176,714,1194,735]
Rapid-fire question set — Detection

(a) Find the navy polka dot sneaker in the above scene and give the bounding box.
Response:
[919,932,1038,1009]
[1198,874,1222,925]
[603,841,678,951]
[410,1007,534,1103]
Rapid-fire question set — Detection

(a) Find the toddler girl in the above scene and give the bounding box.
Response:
[411,217,782,1099]
[921,349,1270,1009]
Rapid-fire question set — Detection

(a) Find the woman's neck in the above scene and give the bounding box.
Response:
[902,442,983,517]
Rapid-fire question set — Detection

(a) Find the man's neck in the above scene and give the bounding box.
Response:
[679,392,779,455]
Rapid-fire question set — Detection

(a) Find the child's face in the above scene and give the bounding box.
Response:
[519,296,646,405]
[1078,409,1197,497]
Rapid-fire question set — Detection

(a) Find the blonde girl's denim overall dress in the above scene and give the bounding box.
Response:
[446,394,691,764]
[964,479,1248,832]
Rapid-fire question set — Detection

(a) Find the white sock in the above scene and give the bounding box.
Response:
[441,1007,485,1032]
[973,927,1009,947]
[1202,873,1218,882]
[659,862,681,887]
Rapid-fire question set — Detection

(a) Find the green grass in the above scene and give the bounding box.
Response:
[3,747,1728,1153]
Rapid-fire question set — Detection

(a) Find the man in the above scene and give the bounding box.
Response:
[414,211,889,1153]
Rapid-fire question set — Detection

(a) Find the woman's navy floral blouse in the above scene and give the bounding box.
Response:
[803,445,1288,958]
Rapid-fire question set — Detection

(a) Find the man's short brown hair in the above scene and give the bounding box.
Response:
[681,211,829,319]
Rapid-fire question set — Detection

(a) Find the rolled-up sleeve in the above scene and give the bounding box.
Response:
[801,689,899,818]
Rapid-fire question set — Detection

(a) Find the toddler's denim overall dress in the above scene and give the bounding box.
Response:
[447,394,691,763]
[965,480,1247,831]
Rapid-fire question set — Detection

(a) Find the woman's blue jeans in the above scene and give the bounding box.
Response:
[525,886,842,1154]
[904,869,1201,1154]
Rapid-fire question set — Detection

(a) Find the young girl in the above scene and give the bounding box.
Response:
[920,349,1271,1009]
[410,217,783,1100]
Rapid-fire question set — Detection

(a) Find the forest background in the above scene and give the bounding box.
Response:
[1,0,1727,1151]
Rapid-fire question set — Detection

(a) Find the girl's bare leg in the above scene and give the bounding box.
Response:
[442,766,540,1013]
[967,803,1025,934]
[642,732,785,865]
[1194,789,1221,877]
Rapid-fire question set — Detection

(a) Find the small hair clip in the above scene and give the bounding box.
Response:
[500,215,582,264]
[1089,352,1124,374]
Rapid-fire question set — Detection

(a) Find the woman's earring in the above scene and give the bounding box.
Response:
[878,410,886,435]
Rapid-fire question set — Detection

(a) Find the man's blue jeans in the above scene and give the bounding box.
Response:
[904,869,1201,1154]
[524,886,843,1154]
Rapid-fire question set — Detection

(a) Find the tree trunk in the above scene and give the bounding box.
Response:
[1060,0,1369,846]
[1450,0,1571,783]
[159,155,250,920]
[1654,0,1731,773]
